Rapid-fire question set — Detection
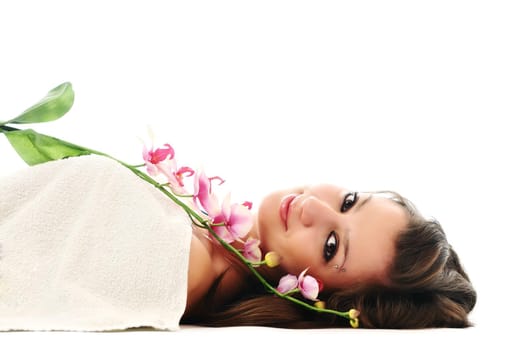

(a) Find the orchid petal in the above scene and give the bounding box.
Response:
[228,203,253,239]
[145,162,158,176]
[142,144,150,163]
[209,175,225,186]
[298,268,309,280]
[242,238,262,263]
[150,143,174,163]
[206,192,222,218]
[156,161,177,182]
[193,170,220,216]
[193,169,209,198]
[276,274,298,294]
[298,268,320,301]
[175,166,195,187]
[221,193,232,220]
[212,224,236,243]
[177,166,195,177]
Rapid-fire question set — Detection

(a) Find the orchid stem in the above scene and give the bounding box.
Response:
[10,138,352,323]
[2,121,356,326]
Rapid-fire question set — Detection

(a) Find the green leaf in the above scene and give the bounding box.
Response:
[3,129,96,166]
[5,82,74,125]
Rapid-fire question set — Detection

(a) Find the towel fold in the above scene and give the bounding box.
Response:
[0,155,192,331]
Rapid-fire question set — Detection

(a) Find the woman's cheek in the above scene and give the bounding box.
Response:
[279,238,315,275]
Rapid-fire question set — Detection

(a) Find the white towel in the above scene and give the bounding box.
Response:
[0,155,192,331]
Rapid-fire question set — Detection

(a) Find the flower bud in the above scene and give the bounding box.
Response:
[264,251,280,267]
[348,309,360,319]
[349,318,359,328]
[348,309,360,328]
[314,301,326,309]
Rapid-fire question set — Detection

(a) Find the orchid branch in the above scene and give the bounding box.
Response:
[120,164,357,324]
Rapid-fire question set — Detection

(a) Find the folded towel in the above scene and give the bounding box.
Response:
[0,155,192,331]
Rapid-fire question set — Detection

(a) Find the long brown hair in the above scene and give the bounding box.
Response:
[184,192,477,329]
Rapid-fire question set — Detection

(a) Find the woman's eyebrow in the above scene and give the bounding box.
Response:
[355,194,373,212]
[340,194,372,273]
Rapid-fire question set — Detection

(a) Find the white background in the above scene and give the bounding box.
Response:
[1,0,526,348]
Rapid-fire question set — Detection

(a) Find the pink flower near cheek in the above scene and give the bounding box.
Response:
[276,274,298,294]
[298,268,320,301]
[211,220,232,242]
[211,193,252,243]
[227,202,253,239]
[242,238,262,263]
[193,172,251,243]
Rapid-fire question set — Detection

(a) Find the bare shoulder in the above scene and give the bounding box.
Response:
[184,230,250,319]
[185,233,216,313]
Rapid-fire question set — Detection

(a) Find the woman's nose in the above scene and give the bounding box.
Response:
[299,196,336,228]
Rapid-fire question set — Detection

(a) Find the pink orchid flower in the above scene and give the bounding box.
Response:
[276,269,321,300]
[193,169,222,215]
[173,166,195,187]
[142,143,195,194]
[242,237,262,263]
[142,143,176,177]
[276,274,298,294]
[215,193,253,243]
[193,170,252,243]
[298,268,320,301]
[169,166,195,194]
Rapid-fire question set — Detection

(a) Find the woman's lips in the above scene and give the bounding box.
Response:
[280,194,297,231]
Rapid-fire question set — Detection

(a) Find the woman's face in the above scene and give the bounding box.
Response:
[256,184,409,290]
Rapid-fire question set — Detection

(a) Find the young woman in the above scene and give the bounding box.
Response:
[0,82,477,330]
[0,155,476,330]
[182,184,477,329]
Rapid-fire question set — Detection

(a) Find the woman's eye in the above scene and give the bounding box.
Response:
[340,192,358,212]
[323,231,339,262]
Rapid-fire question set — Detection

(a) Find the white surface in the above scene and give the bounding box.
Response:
[1,0,525,348]
[0,325,520,350]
